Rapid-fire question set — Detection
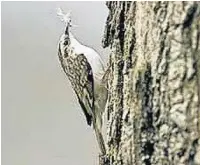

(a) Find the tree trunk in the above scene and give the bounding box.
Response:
[101,2,200,165]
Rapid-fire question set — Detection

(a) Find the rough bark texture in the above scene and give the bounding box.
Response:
[102,2,200,165]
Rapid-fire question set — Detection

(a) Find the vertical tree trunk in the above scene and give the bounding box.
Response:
[102,2,200,165]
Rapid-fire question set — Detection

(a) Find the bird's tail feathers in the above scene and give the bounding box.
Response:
[93,121,106,155]
[91,106,106,154]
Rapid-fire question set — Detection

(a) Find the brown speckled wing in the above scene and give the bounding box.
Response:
[58,44,94,126]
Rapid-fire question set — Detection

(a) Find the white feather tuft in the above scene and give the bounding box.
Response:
[56,8,78,28]
[56,7,71,24]
[56,7,64,16]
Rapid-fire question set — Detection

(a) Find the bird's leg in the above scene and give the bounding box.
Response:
[101,64,113,94]
[103,85,112,94]
[101,64,111,84]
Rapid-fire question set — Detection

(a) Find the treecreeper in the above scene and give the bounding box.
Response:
[56,7,108,162]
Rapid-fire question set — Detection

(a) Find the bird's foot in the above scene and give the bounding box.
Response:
[99,153,109,165]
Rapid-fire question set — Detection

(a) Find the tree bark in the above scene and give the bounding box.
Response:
[101,2,200,165]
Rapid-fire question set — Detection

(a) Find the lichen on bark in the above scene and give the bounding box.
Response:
[102,2,200,165]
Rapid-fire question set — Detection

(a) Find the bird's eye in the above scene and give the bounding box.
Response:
[64,40,68,45]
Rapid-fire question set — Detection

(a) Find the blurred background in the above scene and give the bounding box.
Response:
[2,2,108,165]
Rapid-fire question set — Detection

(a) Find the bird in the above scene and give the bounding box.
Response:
[56,8,107,155]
